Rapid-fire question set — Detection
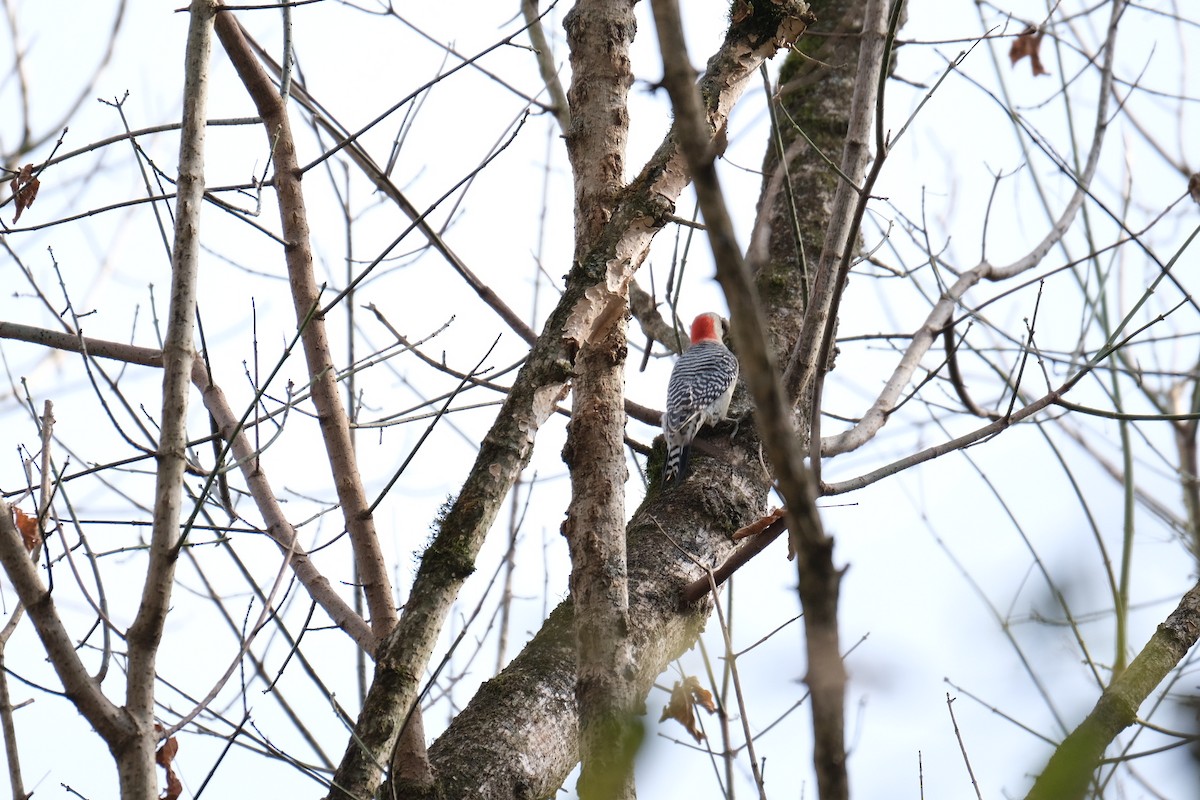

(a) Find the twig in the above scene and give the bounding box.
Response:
[680,516,788,605]
[943,324,1000,420]
[707,567,767,800]
[161,523,297,739]
[367,336,502,515]
[0,647,25,800]
[946,693,985,800]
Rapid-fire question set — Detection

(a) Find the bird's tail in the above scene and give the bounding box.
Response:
[662,443,692,488]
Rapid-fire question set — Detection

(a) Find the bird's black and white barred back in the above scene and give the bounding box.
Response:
[661,312,739,488]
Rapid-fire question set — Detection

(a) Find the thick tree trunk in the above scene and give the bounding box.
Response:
[564,318,639,800]
[563,0,636,256]
[751,0,873,428]
[113,731,159,800]
[562,2,641,797]
[429,453,770,797]
[423,4,819,798]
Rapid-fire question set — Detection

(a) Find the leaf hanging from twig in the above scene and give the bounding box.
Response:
[9,163,41,223]
[154,724,182,800]
[660,676,717,743]
[10,507,38,553]
[1009,26,1049,77]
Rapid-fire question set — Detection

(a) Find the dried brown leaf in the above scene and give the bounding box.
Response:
[659,676,717,743]
[154,724,182,799]
[155,735,179,768]
[683,675,716,713]
[732,506,786,541]
[161,768,182,800]
[9,163,40,223]
[1009,26,1049,77]
[11,507,38,552]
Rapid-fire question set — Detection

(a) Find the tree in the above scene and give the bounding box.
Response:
[1,0,1198,798]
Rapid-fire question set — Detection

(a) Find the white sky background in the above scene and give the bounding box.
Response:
[0,1,1198,798]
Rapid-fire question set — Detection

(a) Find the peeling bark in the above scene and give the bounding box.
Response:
[564,316,639,800]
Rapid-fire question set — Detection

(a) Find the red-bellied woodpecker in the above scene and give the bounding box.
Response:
[661,312,739,488]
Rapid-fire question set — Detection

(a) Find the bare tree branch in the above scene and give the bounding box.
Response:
[122,2,217,795]
[820,0,1125,458]
[1025,579,1200,800]
[522,0,570,131]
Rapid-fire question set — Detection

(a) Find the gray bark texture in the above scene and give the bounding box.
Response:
[562,2,640,797]
[564,315,641,800]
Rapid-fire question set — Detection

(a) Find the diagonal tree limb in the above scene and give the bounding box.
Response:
[1025,579,1200,800]
[0,502,130,747]
[188,5,429,757]
[522,0,570,131]
[213,5,397,640]
[215,3,398,646]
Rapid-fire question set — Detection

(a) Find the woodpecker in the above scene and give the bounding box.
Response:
[661,312,739,488]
